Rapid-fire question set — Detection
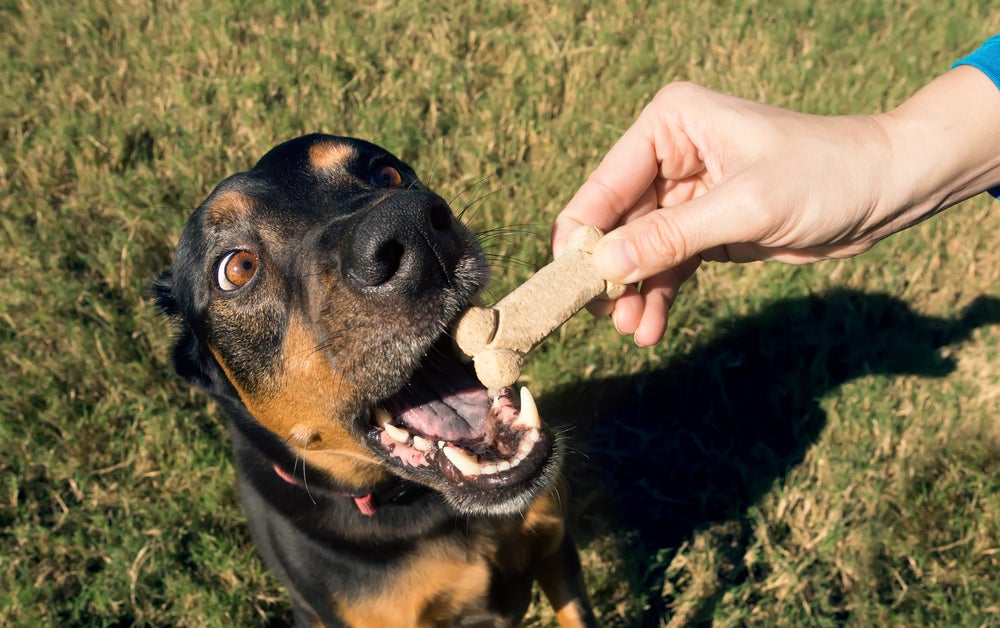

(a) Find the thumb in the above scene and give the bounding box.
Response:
[592,187,754,283]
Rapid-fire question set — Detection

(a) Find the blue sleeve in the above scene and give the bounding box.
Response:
[953,35,1000,90]
[953,35,1000,198]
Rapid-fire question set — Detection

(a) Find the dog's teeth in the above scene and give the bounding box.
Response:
[412,436,434,452]
[438,441,446,449]
[497,460,511,472]
[481,463,498,475]
[513,386,541,430]
[372,407,393,428]
[511,428,541,467]
[442,445,480,477]
[384,422,410,444]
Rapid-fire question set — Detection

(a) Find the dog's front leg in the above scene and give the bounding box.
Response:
[536,529,598,628]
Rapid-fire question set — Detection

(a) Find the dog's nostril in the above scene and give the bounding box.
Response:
[345,197,459,291]
[374,240,404,283]
[348,239,404,288]
[428,205,452,232]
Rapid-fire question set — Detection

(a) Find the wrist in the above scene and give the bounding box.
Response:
[877,66,1000,228]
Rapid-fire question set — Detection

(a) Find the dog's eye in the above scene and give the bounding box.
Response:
[217,250,259,291]
[370,164,403,188]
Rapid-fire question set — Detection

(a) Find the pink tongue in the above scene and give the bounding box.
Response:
[391,386,491,442]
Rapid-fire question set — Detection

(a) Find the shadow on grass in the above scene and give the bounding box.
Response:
[542,288,1000,624]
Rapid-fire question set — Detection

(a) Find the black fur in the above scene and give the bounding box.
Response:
[156,135,594,626]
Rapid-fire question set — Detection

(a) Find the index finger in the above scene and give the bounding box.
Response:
[553,121,659,255]
[553,87,707,256]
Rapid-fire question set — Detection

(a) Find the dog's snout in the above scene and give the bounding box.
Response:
[343,193,463,294]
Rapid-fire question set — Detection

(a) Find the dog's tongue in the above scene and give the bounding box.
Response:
[382,351,490,442]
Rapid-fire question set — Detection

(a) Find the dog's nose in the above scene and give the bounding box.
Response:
[342,192,464,294]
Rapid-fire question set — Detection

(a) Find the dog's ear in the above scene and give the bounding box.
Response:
[152,270,237,399]
[152,270,179,316]
[169,323,237,397]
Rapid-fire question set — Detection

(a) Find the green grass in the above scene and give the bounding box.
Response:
[2,0,998,625]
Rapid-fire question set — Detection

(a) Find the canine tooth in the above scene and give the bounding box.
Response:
[442,445,481,476]
[372,407,393,428]
[412,436,434,452]
[513,386,541,430]
[384,422,410,444]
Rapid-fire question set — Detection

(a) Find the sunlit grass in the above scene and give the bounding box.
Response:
[2,1,998,625]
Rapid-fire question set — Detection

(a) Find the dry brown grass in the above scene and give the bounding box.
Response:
[2,0,998,625]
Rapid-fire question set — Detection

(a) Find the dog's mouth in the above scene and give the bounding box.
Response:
[365,337,552,493]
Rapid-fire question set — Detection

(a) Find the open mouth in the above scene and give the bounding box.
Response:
[365,337,552,490]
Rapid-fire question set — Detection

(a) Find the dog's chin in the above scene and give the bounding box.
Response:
[361,335,559,517]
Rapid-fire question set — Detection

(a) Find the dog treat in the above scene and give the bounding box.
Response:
[454,225,626,390]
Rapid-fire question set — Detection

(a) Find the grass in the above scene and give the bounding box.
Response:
[2,0,998,625]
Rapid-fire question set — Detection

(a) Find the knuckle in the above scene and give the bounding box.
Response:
[635,213,691,267]
[652,81,706,106]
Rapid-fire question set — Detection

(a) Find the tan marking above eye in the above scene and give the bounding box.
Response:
[206,190,256,228]
[217,250,259,291]
[308,141,356,172]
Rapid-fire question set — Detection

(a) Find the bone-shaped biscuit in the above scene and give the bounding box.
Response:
[453,225,625,391]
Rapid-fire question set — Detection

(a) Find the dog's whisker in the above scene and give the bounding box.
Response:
[293,455,317,505]
[456,185,512,223]
[475,223,538,239]
[484,254,535,273]
[448,174,495,208]
[300,462,317,504]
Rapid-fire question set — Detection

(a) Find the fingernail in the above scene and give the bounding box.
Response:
[594,237,639,282]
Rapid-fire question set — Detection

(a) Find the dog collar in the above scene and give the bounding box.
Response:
[271,462,412,516]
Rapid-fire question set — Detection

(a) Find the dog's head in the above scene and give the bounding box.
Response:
[155,134,558,515]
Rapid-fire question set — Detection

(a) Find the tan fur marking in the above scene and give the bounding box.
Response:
[333,484,583,626]
[206,190,255,228]
[308,141,356,172]
[496,482,568,577]
[522,483,568,553]
[209,318,390,491]
[334,537,494,627]
[539,551,591,628]
[531,481,594,628]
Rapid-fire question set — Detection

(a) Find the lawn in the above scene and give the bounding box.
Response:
[2,0,998,625]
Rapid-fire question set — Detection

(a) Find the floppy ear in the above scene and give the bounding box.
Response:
[152,270,237,399]
[152,270,179,316]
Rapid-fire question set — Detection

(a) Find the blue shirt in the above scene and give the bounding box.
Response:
[953,35,1000,197]
[954,35,1000,90]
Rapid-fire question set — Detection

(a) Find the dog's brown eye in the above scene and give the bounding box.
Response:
[217,250,259,291]
[371,165,403,188]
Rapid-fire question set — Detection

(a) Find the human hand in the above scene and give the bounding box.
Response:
[553,71,1000,346]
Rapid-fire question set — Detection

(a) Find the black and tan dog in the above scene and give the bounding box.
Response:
[155,134,595,627]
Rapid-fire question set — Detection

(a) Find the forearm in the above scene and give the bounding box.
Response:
[873,65,1000,236]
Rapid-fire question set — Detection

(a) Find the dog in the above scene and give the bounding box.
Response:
[155,134,596,627]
